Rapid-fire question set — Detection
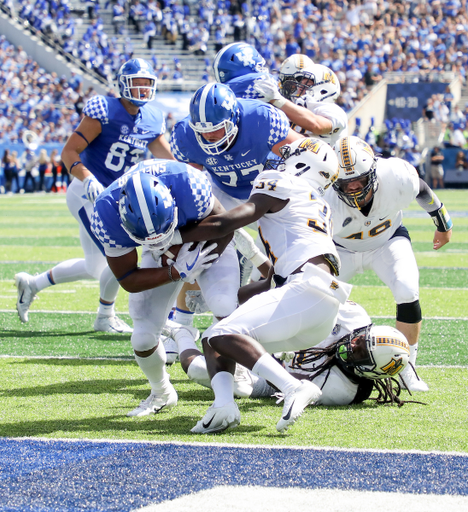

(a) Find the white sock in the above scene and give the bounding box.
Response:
[99,266,120,303]
[175,329,198,354]
[134,343,170,392]
[173,308,194,326]
[98,300,115,317]
[409,343,418,366]
[211,371,235,407]
[252,353,298,395]
[35,271,54,292]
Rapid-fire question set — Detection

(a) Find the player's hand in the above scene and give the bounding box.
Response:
[253,77,286,108]
[83,175,105,203]
[185,289,210,314]
[172,242,219,283]
[234,228,268,268]
[433,228,452,250]
[295,92,321,110]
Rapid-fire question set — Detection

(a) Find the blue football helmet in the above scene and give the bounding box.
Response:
[117,58,157,107]
[213,42,267,83]
[189,83,240,155]
[119,171,178,250]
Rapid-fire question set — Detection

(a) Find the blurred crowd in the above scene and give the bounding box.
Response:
[2,0,468,110]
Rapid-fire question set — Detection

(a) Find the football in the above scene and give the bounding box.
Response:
[161,244,183,267]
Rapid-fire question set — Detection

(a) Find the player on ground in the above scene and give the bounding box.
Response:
[168,300,411,406]
[326,135,453,392]
[15,58,173,333]
[254,56,348,146]
[178,137,352,434]
[90,159,240,417]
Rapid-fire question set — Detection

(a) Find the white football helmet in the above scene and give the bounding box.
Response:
[304,64,341,104]
[337,325,410,380]
[332,136,378,209]
[279,54,315,100]
[276,137,339,196]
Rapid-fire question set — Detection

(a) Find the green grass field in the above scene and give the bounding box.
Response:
[0,190,467,451]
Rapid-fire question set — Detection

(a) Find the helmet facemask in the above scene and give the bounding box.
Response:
[189,118,239,156]
[280,71,316,100]
[333,160,378,209]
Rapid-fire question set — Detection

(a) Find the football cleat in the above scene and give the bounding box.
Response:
[94,315,133,334]
[399,364,429,392]
[276,381,322,433]
[127,385,178,417]
[191,401,241,434]
[162,319,200,342]
[15,272,38,323]
[162,335,179,365]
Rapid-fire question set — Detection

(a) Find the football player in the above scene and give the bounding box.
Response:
[254,56,348,146]
[15,58,174,333]
[89,159,242,417]
[212,42,274,100]
[166,301,411,407]
[326,135,453,392]
[177,137,353,434]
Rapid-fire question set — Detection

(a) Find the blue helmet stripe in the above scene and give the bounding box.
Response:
[133,173,155,235]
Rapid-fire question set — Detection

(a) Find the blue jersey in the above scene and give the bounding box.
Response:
[226,72,278,100]
[90,160,214,252]
[80,96,166,188]
[170,100,290,200]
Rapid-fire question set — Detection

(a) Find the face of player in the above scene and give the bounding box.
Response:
[340,176,373,207]
[297,76,315,97]
[202,126,227,143]
[130,78,153,100]
[349,334,368,363]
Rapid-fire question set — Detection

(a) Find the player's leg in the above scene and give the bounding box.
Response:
[369,236,428,391]
[126,250,182,416]
[14,180,103,322]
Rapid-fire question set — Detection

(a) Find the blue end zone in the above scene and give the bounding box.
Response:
[1,438,467,511]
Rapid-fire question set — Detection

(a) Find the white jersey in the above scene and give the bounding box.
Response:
[325,157,420,252]
[250,169,339,278]
[292,101,348,146]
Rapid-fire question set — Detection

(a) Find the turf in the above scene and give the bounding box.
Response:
[0,190,467,452]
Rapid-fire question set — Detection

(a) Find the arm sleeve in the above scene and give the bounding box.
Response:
[415,178,442,213]
[82,95,109,124]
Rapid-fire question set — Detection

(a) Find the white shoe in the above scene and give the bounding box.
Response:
[162,319,200,342]
[127,386,178,417]
[94,314,133,333]
[15,272,38,323]
[162,335,179,365]
[400,364,429,392]
[191,401,240,434]
[276,381,322,433]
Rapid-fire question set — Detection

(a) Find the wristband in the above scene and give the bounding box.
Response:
[429,203,453,232]
[70,161,82,171]
[168,265,181,282]
[272,97,286,109]
[250,251,269,268]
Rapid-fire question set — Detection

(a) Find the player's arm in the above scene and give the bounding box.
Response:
[61,116,102,181]
[106,248,174,293]
[271,128,304,156]
[278,101,333,135]
[180,193,286,242]
[254,77,332,135]
[415,178,453,250]
[148,134,176,160]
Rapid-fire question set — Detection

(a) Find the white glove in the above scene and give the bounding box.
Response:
[295,92,321,111]
[253,77,286,108]
[234,229,269,268]
[185,289,210,314]
[172,242,219,283]
[83,175,105,203]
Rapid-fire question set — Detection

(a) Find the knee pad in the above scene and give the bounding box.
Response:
[206,293,238,320]
[131,331,159,353]
[397,300,422,324]
[186,355,211,389]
